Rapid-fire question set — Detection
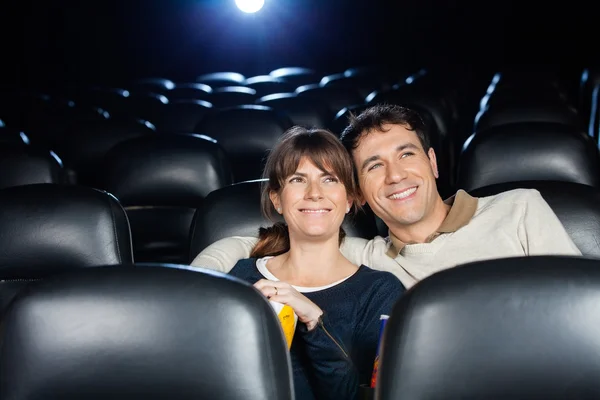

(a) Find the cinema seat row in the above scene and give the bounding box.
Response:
[1,65,600,265]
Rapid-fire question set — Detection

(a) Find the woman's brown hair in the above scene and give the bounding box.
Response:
[250,126,361,258]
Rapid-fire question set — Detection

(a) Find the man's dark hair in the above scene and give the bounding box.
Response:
[339,104,431,155]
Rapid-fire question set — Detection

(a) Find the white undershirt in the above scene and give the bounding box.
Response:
[256,256,355,293]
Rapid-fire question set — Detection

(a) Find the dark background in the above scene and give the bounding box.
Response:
[3,0,596,90]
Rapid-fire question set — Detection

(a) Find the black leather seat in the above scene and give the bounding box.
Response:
[474,103,583,132]
[244,75,294,97]
[0,143,66,189]
[269,67,319,86]
[167,83,212,101]
[209,86,257,108]
[457,122,600,191]
[194,105,293,182]
[130,78,175,94]
[377,255,600,400]
[0,264,294,400]
[197,72,246,87]
[152,99,213,133]
[295,84,363,114]
[99,134,233,263]
[188,179,379,260]
[0,184,133,311]
[320,72,389,98]
[469,180,600,258]
[256,93,331,130]
[56,117,156,185]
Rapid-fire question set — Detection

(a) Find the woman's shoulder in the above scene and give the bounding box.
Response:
[232,257,258,268]
[353,265,405,291]
[229,257,262,281]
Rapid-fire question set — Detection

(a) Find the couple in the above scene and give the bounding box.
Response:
[194,104,581,399]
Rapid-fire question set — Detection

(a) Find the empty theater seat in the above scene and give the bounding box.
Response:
[244,75,294,97]
[269,67,319,86]
[99,134,233,263]
[377,256,600,400]
[56,117,156,185]
[209,86,257,108]
[194,105,293,182]
[295,84,363,114]
[0,265,294,400]
[256,93,331,129]
[0,184,133,311]
[167,83,212,101]
[320,72,390,98]
[457,122,600,191]
[151,99,213,133]
[0,184,133,272]
[129,78,175,94]
[197,71,246,87]
[474,103,583,132]
[0,143,66,189]
[188,179,379,260]
[469,181,600,258]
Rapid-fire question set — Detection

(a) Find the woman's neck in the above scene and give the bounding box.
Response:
[268,234,358,287]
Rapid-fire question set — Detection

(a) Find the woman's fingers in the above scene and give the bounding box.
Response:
[254,279,286,299]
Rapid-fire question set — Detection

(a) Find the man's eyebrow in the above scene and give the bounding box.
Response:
[361,155,380,172]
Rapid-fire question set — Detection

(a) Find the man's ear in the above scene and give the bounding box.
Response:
[269,190,282,213]
[427,147,439,179]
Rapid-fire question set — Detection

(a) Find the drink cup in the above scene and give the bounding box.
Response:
[270,300,298,349]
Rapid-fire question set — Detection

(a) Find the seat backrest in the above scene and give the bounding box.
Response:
[152,99,213,133]
[0,184,133,273]
[0,144,66,189]
[99,134,233,263]
[474,103,583,132]
[57,117,156,184]
[0,183,133,313]
[458,122,600,191]
[188,180,378,260]
[0,264,294,400]
[470,180,600,258]
[256,93,331,130]
[377,255,600,400]
[194,105,293,182]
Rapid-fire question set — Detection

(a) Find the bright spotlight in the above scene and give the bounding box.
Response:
[235,0,264,13]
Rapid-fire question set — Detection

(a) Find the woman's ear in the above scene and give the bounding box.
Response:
[269,190,282,214]
[346,197,353,213]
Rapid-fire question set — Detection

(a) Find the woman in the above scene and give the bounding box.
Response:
[229,126,404,400]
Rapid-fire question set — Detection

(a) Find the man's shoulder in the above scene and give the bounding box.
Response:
[341,235,390,251]
[477,188,544,210]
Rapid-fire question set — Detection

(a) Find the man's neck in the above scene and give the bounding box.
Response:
[389,197,451,244]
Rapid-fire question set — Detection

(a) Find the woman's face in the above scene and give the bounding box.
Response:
[270,157,352,241]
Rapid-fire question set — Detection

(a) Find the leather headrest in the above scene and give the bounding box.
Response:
[0,265,293,400]
[378,255,600,400]
[0,184,133,276]
[458,122,600,190]
[101,134,233,206]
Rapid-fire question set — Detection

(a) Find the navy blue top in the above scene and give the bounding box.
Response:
[229,258,405,400]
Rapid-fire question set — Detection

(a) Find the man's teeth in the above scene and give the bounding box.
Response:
[300,209,329,213]
[389,187,417,199]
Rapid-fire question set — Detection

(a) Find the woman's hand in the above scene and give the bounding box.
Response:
[254,279,323,330]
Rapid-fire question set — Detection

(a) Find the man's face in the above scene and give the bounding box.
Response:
[352,124,440,230]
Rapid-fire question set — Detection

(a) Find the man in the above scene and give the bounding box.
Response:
[192,104,581,288]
